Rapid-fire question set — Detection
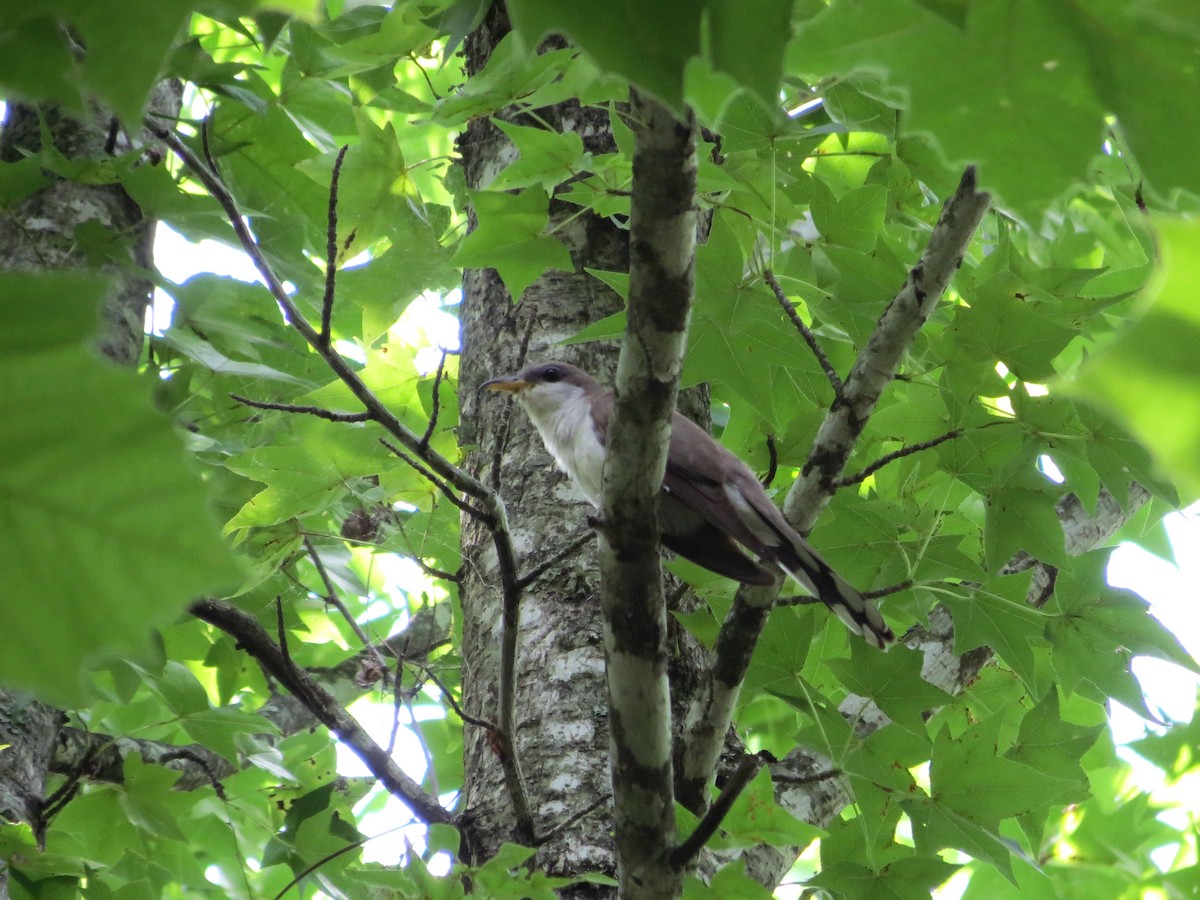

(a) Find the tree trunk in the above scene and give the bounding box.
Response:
[454,6,630,885]
[0,84,179,899]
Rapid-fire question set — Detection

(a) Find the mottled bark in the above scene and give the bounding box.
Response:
[0,84,180,364]
[0,692,63,847]
[455,5,630,884]
[598,91,695,898]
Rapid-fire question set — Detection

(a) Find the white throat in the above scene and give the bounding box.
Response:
[519,384,605,505]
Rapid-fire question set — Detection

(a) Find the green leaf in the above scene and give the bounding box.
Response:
[689,214,837,425]
[450,189,573,302]
[1046,551,1199,717]
[716,767,823,849]
[0,273,239,704]
[430,34,579,125]
[951,274,1076,382]
[827,643,954,734]
[507,0,703,111]
[490,120,588,192]
[119,756,187,842]
[811,179,888,251]
[907,800,1020,884]
[983,487,1068,572]
[930,717,1080,825]
[940,575,1047,689]
[0,3,194,123]
[181,706,279,763]
[1068,219,1200,497]
[743,606,815,694]
[684,858,775,899]
[705,0,796,108]
[1065,1,1200,198]
[791,0,1107,221]
[811,856,960,899]
[1004,691,1101,805]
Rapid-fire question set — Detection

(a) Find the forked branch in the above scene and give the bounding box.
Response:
[152,123,536,847]
[677,167,991,812]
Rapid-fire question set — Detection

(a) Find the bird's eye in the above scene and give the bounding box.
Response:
[541,366,563,383]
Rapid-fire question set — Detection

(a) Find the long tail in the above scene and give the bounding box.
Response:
[772,539,895,650]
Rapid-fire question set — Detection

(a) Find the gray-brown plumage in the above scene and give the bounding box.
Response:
[482,361,894,649]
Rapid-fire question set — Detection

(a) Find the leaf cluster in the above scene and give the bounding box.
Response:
[1,1,1199,898]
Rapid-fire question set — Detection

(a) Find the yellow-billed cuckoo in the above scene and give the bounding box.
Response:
[482,361,895,649]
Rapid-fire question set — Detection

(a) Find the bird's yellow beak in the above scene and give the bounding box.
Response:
[480,376,530,394]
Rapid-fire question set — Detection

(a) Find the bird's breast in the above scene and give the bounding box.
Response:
[525,394,606,505]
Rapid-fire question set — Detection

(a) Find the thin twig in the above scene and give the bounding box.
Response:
[386,666,405,756]
[230,393,370,422]
[42,742,99,822]
[303,535,388,674]
[157,748,228,799]
[862,580,913,601]
[419,350,449,451]
[380,438,491,523]
[393,522,463,583]
[420,665,497,732]
[516,531,595,590]
[404,692,439,796]
[835,420,1008,487]
[779,578,914,606]
[149,125,494,502]
[771,767,839,786]
[270,821,414,900]
[762,433,778,488]
[275,597,290,665]
[321,145,350,347]
[763,268,843,399]
[669,753,765,869]
[200,115,219,177]
[535,794,611,846]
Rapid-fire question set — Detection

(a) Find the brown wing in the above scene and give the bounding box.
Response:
[591,396,774,583]
[663,413,779,558]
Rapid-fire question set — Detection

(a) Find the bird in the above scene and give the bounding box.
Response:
[481,360,894,649]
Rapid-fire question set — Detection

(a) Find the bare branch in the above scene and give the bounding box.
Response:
[320,145,350,347]
[678,167,991,813]
[151,118,541,871]
[516,530,595,590]
[835,419,1009,487]
[379,438,491,523]
[670,753,765,870]
[190,598,455,827]
[230,393,369,422]
[419,350,449,452]
[148,124,495,505]
[785,166,991,530]
[763,268,843,399]
[420,665,497,732]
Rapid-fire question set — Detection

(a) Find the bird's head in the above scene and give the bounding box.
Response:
[480,361,600,418]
